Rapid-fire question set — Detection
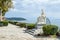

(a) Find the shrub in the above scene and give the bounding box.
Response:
[56,32,60,36]
[13,22,17,25]
[27,24,35,29]
[56,29,60,36]
[16,23,20,26]
[16,22,26,28]
[0,21,3,26]
[43,25,58,35]
[19,23,26,28]
[3,20,8,26]
[9,21,13,24]
[9,21,17,25]
[9,21,26,28]
[0,20,8,26]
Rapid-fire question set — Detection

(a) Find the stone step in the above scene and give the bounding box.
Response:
[25,29,43,35]
[28,31,34,35]
[25,29,36,35]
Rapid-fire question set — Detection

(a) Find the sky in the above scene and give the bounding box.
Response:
[5,0,60,20]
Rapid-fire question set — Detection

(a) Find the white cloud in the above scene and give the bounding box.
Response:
[10,8,30,13]
[12,0,60,8]
[50,0,60,4]
[22,0,60,5]
[13,0,60,6]
[46,12,60,19]
[11,0,60,18]
[12,1,17,6]
[10,8,18,12]
[21,0,48,6]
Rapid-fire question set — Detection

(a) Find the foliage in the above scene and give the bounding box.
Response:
[0,21,3,26]
[0,20,8,26]
[9,21,26,28]
[13,22,17,25]
[27,24,35,29]
[56,29,60,36]
[3,20,8,26]
[16,22,26,28]
[43,25,58,35]
[0,0,13,16]
[9,21,17,25]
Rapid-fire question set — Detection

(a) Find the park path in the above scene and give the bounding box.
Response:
[0,23,59,40]
[0,23,35,40]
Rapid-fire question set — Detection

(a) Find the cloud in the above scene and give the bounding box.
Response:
[12,0,60,11]
[10,8,31,13]
[47,13,60,19]
[10,8,18,12]
[47,0,60,5]
[19,0,48,7]
[9,0,60,19]
[12,1,17,6]
[13,0,60,6]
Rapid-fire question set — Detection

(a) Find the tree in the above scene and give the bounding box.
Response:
[0,0,13,16]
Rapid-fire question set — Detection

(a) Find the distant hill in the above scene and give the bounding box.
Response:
[6,17,26,21]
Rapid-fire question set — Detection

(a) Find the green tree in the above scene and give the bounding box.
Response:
[0,0,13,16]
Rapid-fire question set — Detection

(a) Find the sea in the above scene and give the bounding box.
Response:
[7,18,60,28]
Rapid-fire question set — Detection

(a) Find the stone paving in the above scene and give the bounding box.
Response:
[0,23,59,40]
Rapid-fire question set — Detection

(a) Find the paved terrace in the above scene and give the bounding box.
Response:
[0,23,59,40]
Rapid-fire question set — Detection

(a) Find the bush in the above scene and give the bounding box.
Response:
[16,23,26,28]
[43,25,58,35]
[0,20,8,26]
[9,21,12,23]
[0,21,3,26]
[3,20,8,26]
[56,29,60,36]
[9,21,26,28]
[27,24,35,29]
[13,22,17,25]
[19,23,26,28]
[9,21,17,25]
[16,23,20,26]
[56,32,60,36]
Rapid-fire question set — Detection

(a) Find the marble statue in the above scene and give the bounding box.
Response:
[25,9,51,35]
[36,9,46,29]
[25,9,48,35]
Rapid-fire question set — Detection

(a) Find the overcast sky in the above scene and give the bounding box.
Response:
[5,0,60,19]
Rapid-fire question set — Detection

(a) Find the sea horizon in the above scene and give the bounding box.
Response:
[6,17,60,28]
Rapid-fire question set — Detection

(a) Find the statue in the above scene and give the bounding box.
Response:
[25,9,51,35]
[36,9,46,29]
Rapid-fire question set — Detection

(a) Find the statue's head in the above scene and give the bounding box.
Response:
[41,9,46,18]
